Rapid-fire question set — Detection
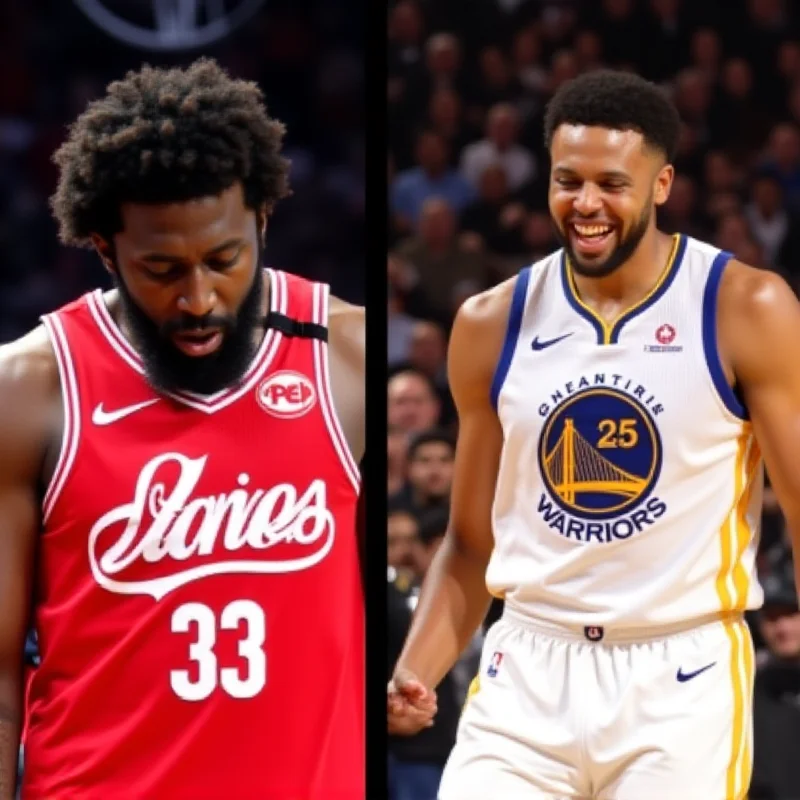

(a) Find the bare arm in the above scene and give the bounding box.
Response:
[0,329,57,798]
[392,279,513,690]
[720,263,800,598]
[327,296,365,462]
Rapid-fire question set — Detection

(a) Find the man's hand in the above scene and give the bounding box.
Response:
[387,668,438,735]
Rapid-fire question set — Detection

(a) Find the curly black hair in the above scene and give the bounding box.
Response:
[51,57,291,246]
[544,69,681,163]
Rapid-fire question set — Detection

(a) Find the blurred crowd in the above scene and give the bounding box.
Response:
[0,0,364,347]
[387,1,800,798]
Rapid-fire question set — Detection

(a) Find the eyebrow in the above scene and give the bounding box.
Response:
[139,238,245,264]
[553,168,632,182]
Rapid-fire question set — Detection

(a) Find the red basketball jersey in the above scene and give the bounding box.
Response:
[23,270,364,799]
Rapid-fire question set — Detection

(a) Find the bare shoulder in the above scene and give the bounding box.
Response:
[0,325,60,399]
[449,276,517,390]
[328,295,365,367]
[718,260,800,383]
[456,275,517,326]
[719,259,797,319]
[0,325,60,475]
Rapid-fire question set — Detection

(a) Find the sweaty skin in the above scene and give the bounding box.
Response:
[0,271,363,799]
[389,251,800,734]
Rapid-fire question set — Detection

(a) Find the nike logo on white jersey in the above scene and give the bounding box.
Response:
[92,399,159,425]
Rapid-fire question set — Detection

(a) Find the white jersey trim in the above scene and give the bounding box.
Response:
[312,283,361,492]
[41,314,82,524]
[86,269,286,414]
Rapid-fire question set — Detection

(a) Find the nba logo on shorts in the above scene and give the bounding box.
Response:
[584,626,604,642]
[487,651,503,678]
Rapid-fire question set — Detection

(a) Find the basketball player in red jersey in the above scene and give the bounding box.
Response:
[0,59,364,800]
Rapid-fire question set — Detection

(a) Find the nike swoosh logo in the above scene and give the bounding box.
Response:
[92,399,159,426]
[532,333,573,351]
[676,662,716,682]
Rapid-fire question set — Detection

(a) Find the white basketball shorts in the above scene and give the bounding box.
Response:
[438,608,754,799]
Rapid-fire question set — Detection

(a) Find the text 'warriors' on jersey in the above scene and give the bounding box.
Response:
[489,236,764,632]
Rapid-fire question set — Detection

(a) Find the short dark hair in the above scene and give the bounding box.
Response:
[51,57,291,246]
[418,507,449,545]
[408,428,455,462]
[544,69,681,163]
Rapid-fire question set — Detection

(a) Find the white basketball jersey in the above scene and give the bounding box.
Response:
[489,233,764,631]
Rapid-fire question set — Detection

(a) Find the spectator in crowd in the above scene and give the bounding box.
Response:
[427,88,478,168]
[688,27,723,85]
[390,429,455,516]
[704,149,743,196]
[744,170,800,270]
[387,507,463,800]
[394,197,489,323]
[751,543,800,800]
[388,425,411,497]
[776,39,800,93]
[786,81,800,131]
[658,172,712,240]
[512,27,549,97]
[390,318,455,426]
[391,130,476,234]
[459,164,529,257]
[572,29,605,75]
[470,48,523,118]
[761,122,800,211]
[388,251,440,322]
[521,211,560,266]
[673,68,713,149]
[460,103,536,192]
[388,0,427,102]
[388,282,419,368]
[405,321,447,386]
[388,370,442,435]
[388,509,423,573]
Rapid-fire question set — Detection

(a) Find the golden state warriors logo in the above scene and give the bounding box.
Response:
[537,383,666,543]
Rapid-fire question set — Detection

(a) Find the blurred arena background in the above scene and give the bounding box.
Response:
[387,1,800,798]
[0,0,365,348]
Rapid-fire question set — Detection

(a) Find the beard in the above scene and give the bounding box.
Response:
[115,253,265,396]
[555,199,653,279]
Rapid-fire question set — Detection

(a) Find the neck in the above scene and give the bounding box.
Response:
[571,229,675,310]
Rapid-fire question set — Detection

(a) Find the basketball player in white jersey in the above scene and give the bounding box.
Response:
[388,69,800,799]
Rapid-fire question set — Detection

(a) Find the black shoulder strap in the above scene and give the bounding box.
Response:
[263,311,328,342]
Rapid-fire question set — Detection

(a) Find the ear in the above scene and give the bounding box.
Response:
[90,233,116,275]
[256,204,272,243]
[653,163,675,207]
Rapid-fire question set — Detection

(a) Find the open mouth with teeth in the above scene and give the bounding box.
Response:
[570,222,615,255]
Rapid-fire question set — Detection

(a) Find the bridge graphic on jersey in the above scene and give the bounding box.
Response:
[544,419,647,504]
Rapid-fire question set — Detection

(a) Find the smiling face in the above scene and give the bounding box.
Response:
[548,124,673,278]
[93,182,266,396]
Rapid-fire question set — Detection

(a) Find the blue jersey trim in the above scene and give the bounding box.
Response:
[702,251,748,420]
[608,234,687,343]
[490,268,531,410]
[559,235,686,345]
[560,252,605,344]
